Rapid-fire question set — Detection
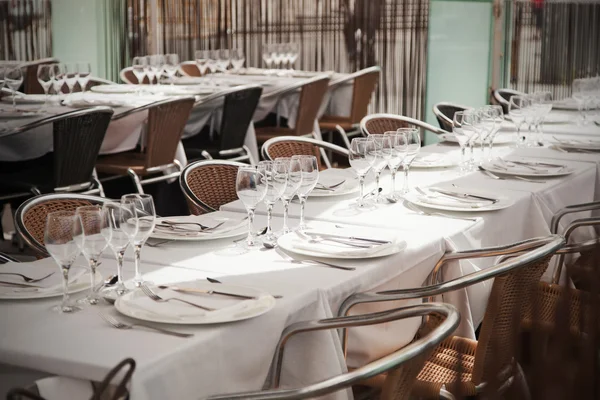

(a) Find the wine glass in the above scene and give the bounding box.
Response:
[217,49,230,72]
[74,206,110,306]
[132,56,147,87]
[478,107,496,162]
[148,54,164,84]
[195,50,210,76]
[49,63,66,102]
[462,111,480,170]
[207,50,219,75]
[276,157,302,234]
[236,166,268,248]
[384,131,403,200]
[272,43,284,70]
[573,78,591,125]
[164,54,180,84]
[486,105,504,161]
[230,48,245,73]
[120,194,156,287]
[370,134,392,203]
[44,211,82,314]
[397,128,421,194]
[143,56,156,85]
[103,202,132,296]
[292,155,319,230]
[531,91,553,146]
[75,62,91,96]
[452,111,471,173]
[63,63,77,99]
[262,43,274,71]
[4,66,23,109]
[37,65,53,112]
[349,137,376,207]
[509,95,529,147]
[259,160,288,241]
[289,42,300,70]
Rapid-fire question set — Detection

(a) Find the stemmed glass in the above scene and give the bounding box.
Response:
[292,155,319,230]
[230,48,245,73]
[486,105,504,161]
[4,66,23,109]
[217,49,230,72]
[144,56,156,85]
[148,54,164,84]
[44,211,82,314]
[103,202,132,296]
[132,56,147,87]
[288,42,300,70]
[120,194,156,288]
[76,62,91,96]
[63,63,77,100]
[384,131,403,200]
[452,111,472,173]
[573,78,591,125]
[37,65,53,112]
[236,165,268,248]
[262,44,274,71]
[276,157,303,234]
[509,95,529,147]
[259,160,288,241]
[349,137,376,207]
[531,91,553,145]
[163,54,180,84]
[463,112,480,170]
[74,206,110,306]
[207,50,219,75]
[397,128,421,194]
[370,135,392,203]
[478,107,496,162]
[195,50,210,76]
[50,64,66,103]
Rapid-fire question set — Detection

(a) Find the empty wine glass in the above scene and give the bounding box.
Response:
[292,155,319,230]
[486,105,504,161]
[4,66,23,109]
[230,48,245,73]
[63,63,77,99]
[478,107,496,162]
[236,165,268,248]
[259,160,288,241]
[397,128,420,194]
[76,62,91,96]
[37,65,53,112]
[74,206,110,306]
[207,50,219,74]
[262,43,274,71]
[573,78,591,125]
[121,194,156,287]
[462,111,480,170]
[288,42,300,70]
[531,91,553,145]
[163,54,180,84]
[370,134,392,203]
[148,54,164,84]
[217,49,230,72]
[272,43,284,70]
[349,137,376,207]
[103,202,132,296]
[452,111,471,173]
[276,157,302,234]
[49,63,66,102]
[45,211,82,314]
[509,95,530,147]
[143,56,156,85]
[384,131,403,200]
[132,56,147,87]
[195,50,210,76]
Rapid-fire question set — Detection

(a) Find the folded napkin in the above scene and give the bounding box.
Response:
[288,231,404,258]
[36,376,94,400]
[0,262,87,295]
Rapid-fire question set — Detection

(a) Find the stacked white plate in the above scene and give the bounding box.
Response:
[310,169,359,197]
[405,186,513,212]
[411,153,457,169]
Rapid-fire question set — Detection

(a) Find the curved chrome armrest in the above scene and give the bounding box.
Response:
[550,201,600,234]
[0,252,19,264]
[552,216,600,283]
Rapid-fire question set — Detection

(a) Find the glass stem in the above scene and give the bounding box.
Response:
[488,139,494,161]
[60,264,71,311]
[12,92,16,109]
[390,169,396,194]
[403,164,410,193]
[299,197,306,229]
[246,208,255,245]
[133,244,143,287]
[282,200,290,232]
[116,250,126,294]
[374,172,380,202]
[358,175,365,207]
[266,203,274,237]
[89,258,99,304]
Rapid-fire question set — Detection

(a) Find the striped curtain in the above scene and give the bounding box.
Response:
[0,0,52,61]
[126,0,430,120]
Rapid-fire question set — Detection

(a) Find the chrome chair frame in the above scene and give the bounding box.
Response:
[360,113,448,142]
[205,303,460,400]
[15,193,110,256]
[0,251,18,264]
[261,136,349,169]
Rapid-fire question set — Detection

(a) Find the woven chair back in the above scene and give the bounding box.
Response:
[433,104,466,132]
[294,77,330,136]
[263,140,324,170]
[362,117,409,135]
[218,86,263,152]
[179,62,201,77]
[53,108,113,188]
[145,97,195,169]
[349,69,380,124]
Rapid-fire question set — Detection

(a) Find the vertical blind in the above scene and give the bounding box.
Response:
[0,0,52,61]
[125,0,430,119]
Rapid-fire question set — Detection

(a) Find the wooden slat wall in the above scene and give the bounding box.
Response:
[0,0,52,61]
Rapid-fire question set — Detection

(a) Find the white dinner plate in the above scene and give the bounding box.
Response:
[0,109,38,118]
[481,159,575,178]
[552,99,597,111]
[90,84,138,94]
[1,95,46,104]
[439,133,514,145]
[0,268,99,300]
[150,215,247,241]
[115,281,276,324]
[504,113,572,125]
[277,228,407,259]
[550,139,600,152]
[411,153,458,169]
[404,187,514,212]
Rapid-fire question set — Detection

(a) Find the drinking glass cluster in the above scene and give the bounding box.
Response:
[262,43,300,71]
[194,48,246,76]
[509,92,553,148]
[131,54,181,85]
[572,77,600,126]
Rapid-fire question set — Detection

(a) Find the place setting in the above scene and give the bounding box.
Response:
[404,184,513,213]
[310,169,359,198]
[549,136,600,154]
[480,157,575,178]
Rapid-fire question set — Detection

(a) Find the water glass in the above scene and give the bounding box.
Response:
[397,128,421,194]
[509,95,530,147]
[207,50,219,74]
[37,65,53,111]
[384,131,403,198]
[5,66,23,109]
[76,62,91,95]
[132,56,147,86]
[370,134,392,203]
[275,157,302,234]
[259,160,288,241]
[103,202,132,295]
[486,105,504,160]
[453,111,471,172]
[230,48,245,72]
[236,166,268,248]
[573,78,591,125]
[195,50,210,76]
[349,137,376,207]
[292,155,319,230]
[164,54,180,84]
[121,194,156,287]
[45,211,82,314]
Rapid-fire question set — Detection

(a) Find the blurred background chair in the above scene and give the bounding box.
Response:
[20,58,59,94]
[432,102,470,132]
[361,113,447,141]
[492,88,526,115]
[261,136,349,170]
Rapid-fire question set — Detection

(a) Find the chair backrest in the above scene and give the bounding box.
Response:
[217,85,263,152]
[293,76,331,136]
[53,107,114,189]
[144,97,195,169]
[180,160,246,215]
[179,61,201,77]
[361,113,447,139]
[21,58,58,94]
[119,67,136,84]
[432,102,470,132]
[261,136,349,170]
[15,193,109,256]
[329,66,380,124]
[493,88,526,114]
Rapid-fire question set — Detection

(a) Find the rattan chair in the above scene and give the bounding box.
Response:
[20,58,59,94]
[432,102,471,133]
[205,303,459,400]
[0,107,113,197]
[6,358,135,400]
[492,88,526,115]
[255,75,331,144]
[318,66,381,148]
[185,85,263,164]
[119,67,156,85]
[95,97,195,194]
[339,235,565,399]
[360,113,447,143]
[261,136,349,170]
[0,251,18,264]
[179,160,246,215]
[15,193,109,257]
[179,61,201,77]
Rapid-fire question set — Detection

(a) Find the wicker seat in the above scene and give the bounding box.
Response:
[179,160,246,215]
[261,136,349,170]
[96,97,195,193]
[432,102,471,132]
[179,61,201,77]
[492,88,526,115]
[360,113,447,142]
[20,58,59,94]
[15,193,109,257]
[206,303,460,400]
[339,235,565,399]
[255,75,330,144]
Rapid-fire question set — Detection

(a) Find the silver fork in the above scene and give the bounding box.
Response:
[98,312,193,338]
[404,201,478,222]
[275,247,355,271]
[295,231,375,249]
[160,221,226,231]
[478,166,546,183]
[140,284,215,311]
[315,180,346,190]
[0,271,54,283]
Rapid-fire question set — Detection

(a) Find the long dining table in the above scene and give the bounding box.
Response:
[0,105,598,400]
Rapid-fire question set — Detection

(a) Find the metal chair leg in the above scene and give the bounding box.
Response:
[127,168,145,194]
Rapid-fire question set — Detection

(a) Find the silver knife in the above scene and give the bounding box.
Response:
[429,188,498,203]
[157,285,256,300]
[508,160,565,169]
[0,280,42,288]
[306,232,391,244]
